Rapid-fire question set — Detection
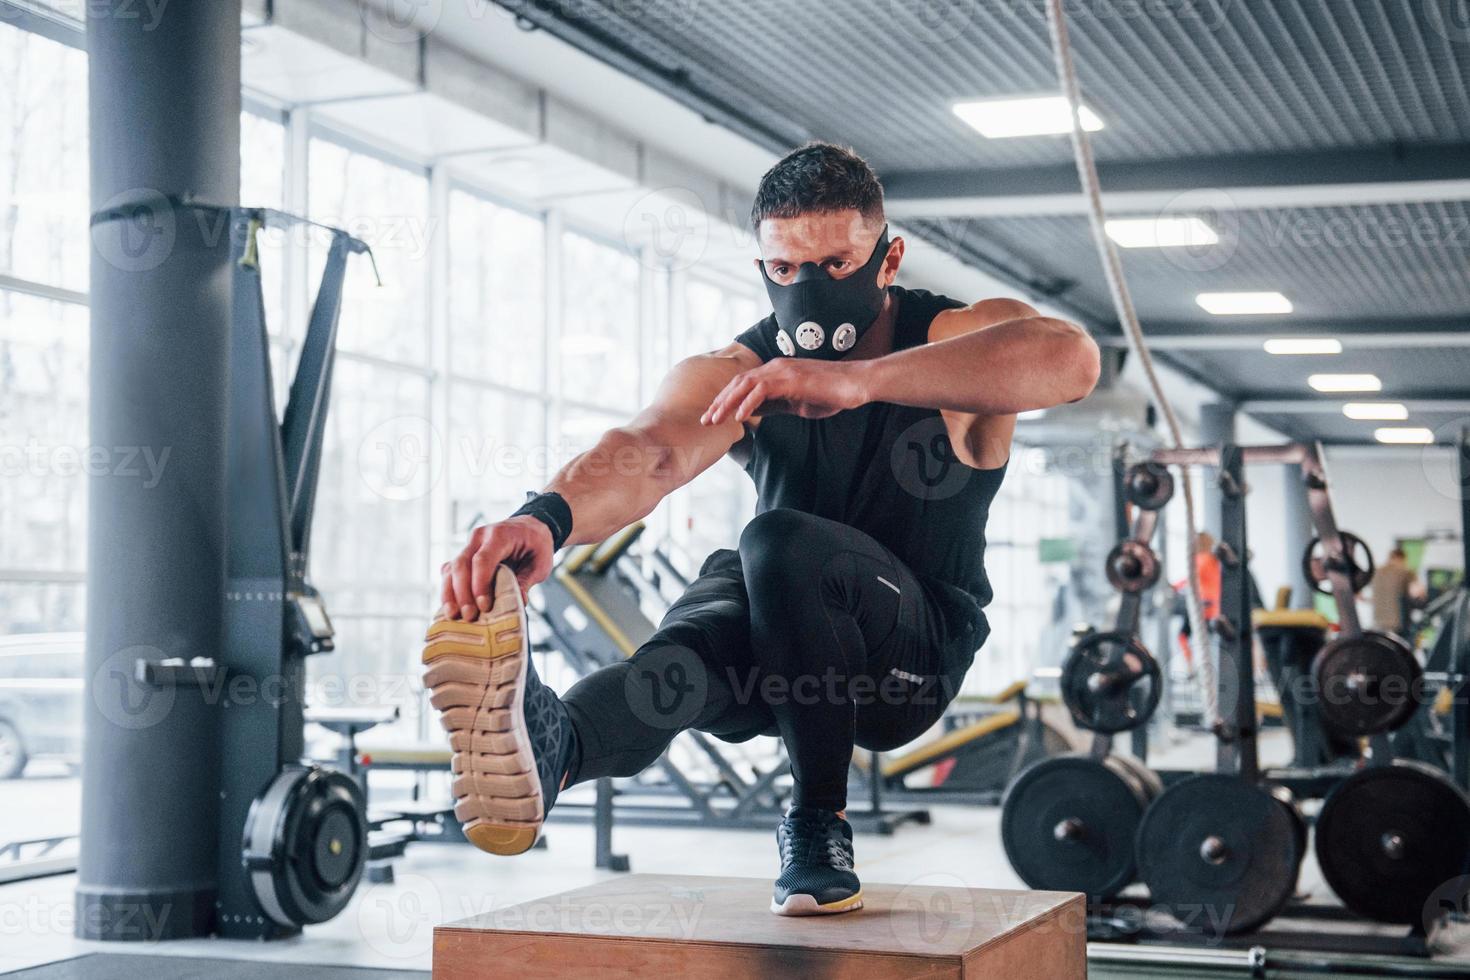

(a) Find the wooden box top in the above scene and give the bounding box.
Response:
[436,873,1082,960]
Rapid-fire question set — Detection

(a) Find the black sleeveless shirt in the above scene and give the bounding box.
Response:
[733,285,1006,650]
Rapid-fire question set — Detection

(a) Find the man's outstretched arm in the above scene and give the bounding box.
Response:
[440,349,751,620]
[548,351,750,545]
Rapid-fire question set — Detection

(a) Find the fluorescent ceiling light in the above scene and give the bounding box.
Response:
[1105,217,1218,249]
[1374,427,1435,445]
[952,97,1104,139]
[1343,402,1409,421]
[1263,338,1342,355]
[1309,374,1382,393]
[1197,292,1294,316]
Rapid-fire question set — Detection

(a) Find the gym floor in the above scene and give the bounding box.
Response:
[7,729,1469,977]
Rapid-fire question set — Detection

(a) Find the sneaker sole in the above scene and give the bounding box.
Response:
[769,891,864,916]
[422,565,542,856]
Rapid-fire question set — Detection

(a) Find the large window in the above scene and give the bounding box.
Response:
[0,291,88,633]
[448,190,545,391]
[0,19,90,877]
[309,138,431,366]
[0,25,88,293]
[306,136,433,741]
[445,189,550,531]
[561,232,641,413]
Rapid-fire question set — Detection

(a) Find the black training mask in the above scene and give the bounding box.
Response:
[759,227,891,360]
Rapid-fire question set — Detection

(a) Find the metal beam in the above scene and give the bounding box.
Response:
[488,0,806,154]
[884,144,1470,218]
[0,0,85,49]
[0,272,88,307]
[1093,318,1470,351]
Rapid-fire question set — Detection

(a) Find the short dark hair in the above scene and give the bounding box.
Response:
[750,142,885,231]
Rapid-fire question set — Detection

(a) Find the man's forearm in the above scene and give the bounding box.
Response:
[859,317,1099,415]
[542,426,725,546]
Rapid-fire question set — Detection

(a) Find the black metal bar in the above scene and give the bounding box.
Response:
[592,778,629,872]
[1153,445,1311,468]
[1217,445,1258,781]
[1300,444,1365,637]
[282,233,350,563]
[1461,428,1469,577]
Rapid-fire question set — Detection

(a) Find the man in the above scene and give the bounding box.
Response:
[1371,547,1424,636]
[423,143,1099,915]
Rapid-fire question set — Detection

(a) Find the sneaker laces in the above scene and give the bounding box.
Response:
[779,810,853,869]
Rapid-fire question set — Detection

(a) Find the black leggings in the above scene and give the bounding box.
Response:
[560,509,979,811]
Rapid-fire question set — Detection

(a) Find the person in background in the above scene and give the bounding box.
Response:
[1173,531,1222,672]
[1370,547,1425,636]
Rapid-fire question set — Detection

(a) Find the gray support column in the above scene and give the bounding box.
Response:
[1198,403,1237,540]
[78,0,241,941]
[1283,464,1314,608]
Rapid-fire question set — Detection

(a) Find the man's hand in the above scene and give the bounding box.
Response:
[439,516,554,622]
[701,359,871,425]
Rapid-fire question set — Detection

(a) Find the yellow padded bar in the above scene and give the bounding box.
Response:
[879,711,1021,778]
[360,747,453,766]
[589,523,645,575]
[553,569,639,658]
[1253,608,1331,630]
[562,542,600,575]
[978,679,1027,704]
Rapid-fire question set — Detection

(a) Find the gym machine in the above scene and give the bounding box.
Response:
[219,208,385,938]
[1002,441,1470,956]
[79,200,383,940]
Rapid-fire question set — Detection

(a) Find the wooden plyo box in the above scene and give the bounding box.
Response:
[434,874,1085,979]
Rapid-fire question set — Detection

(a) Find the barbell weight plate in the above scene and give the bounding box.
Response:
[1105,540,1161,594]
[1301,531,1375,597]
[1110,753,1164,802]
[1060,630,1163,734]
[1266,785,1308,861]
[1135,774,1303,936]
[1001,755,1151,899]
[1315,760,1470,925]
[1312,630,1424,737]
[243,766,368,928]
[1124,462,1174,511]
